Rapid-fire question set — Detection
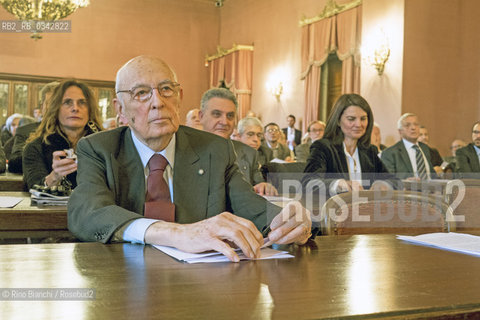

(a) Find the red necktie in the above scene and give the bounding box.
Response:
[144,154,175,222]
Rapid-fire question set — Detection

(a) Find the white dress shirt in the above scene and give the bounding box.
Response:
[402,139,431,179]
[123,131,176,244]
[343,143,362,183]
[287,127,295,150]
[329,143,362,194]
[474,145,480,165]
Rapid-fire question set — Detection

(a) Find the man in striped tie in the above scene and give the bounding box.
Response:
[381,113,436,180]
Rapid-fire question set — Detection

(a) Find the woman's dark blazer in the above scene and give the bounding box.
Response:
[303,138,402,191]
[22,125,98,190]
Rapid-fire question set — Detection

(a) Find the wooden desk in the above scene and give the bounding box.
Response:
[0,172,26,191]
[0,191,71,240]
[1,234,479,319]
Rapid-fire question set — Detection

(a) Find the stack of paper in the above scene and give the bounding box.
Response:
[153,245,294,263]
[30,189,69,206]
[397,232,480,257]
[0,196,23,208]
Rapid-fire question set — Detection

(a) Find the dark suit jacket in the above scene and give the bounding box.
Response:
[257,145,273,166]
[282,127,302,146]
[294,142,312,162]
[303,138,401,191]
[232,140,264,185]
[23,132,75,190]
[381,140,436,179]
[456,143,480,176]
[0,142,5,173]
[68,126,281,243]
[8,122,39,173]
[429,146,443,167]
[262,141,291,160]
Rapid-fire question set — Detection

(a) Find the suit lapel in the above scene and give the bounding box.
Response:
[398,141,414,172]
[419,142,435,174]
[469,144,480,171]
[333,143,350,180]
[358,146,374,172]
[112,128,146,214]
[237,146,250,176]
[173,127,208,222]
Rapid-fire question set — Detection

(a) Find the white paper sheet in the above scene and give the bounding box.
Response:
[262,195,294,203]
[153,245,294,263]
[0,196,23,208]
[397,232,480,257]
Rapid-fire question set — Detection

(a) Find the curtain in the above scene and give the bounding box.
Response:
[208,49,253,119]
[300,5,362,133]
[209,57,225,89]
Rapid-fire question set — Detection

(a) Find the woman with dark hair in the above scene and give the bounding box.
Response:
[23,80,102,189]
[303,93,400,194]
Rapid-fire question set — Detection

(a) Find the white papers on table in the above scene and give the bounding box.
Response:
[0,196,22,208]
[263,195,294,203]
[397,232,480,257]
[270,158,288,163]
[153,245,294,263]
[29,189,69,206]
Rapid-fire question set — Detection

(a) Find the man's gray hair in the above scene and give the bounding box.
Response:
[307,120,326,132]
[237,117,263,134]
[397,113,417,129]
[200,88,238,112]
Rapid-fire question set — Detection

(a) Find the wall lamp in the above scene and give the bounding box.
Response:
[362,28,391,76]
[371,44,390,76]
[267,81,283,101]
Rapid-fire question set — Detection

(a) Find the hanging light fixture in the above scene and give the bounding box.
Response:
[0,0,89,39]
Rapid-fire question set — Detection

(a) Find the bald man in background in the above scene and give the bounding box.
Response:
[185,108,203,130]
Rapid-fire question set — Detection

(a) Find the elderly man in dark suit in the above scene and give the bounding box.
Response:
[381,113,436,180]
[236,116,274,166]
[198,87,277,196]
[456,121,480,177]
[68,56,310,262]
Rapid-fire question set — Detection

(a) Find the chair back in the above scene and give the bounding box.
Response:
[320,190,453,236]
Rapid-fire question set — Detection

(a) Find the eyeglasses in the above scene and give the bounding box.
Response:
[266,128,279,133]
[473,130,480,135]
[116,81,180,102]
[245,131,264,139]
[310,128,324,133]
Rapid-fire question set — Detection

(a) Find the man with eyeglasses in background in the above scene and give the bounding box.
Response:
[236,116,273,167]
[294,120,325,162]
[68,56,311,262]
[263,123,292,161]
[199,88,277,196]
[456,121,480,178]
[381,113,436,180]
